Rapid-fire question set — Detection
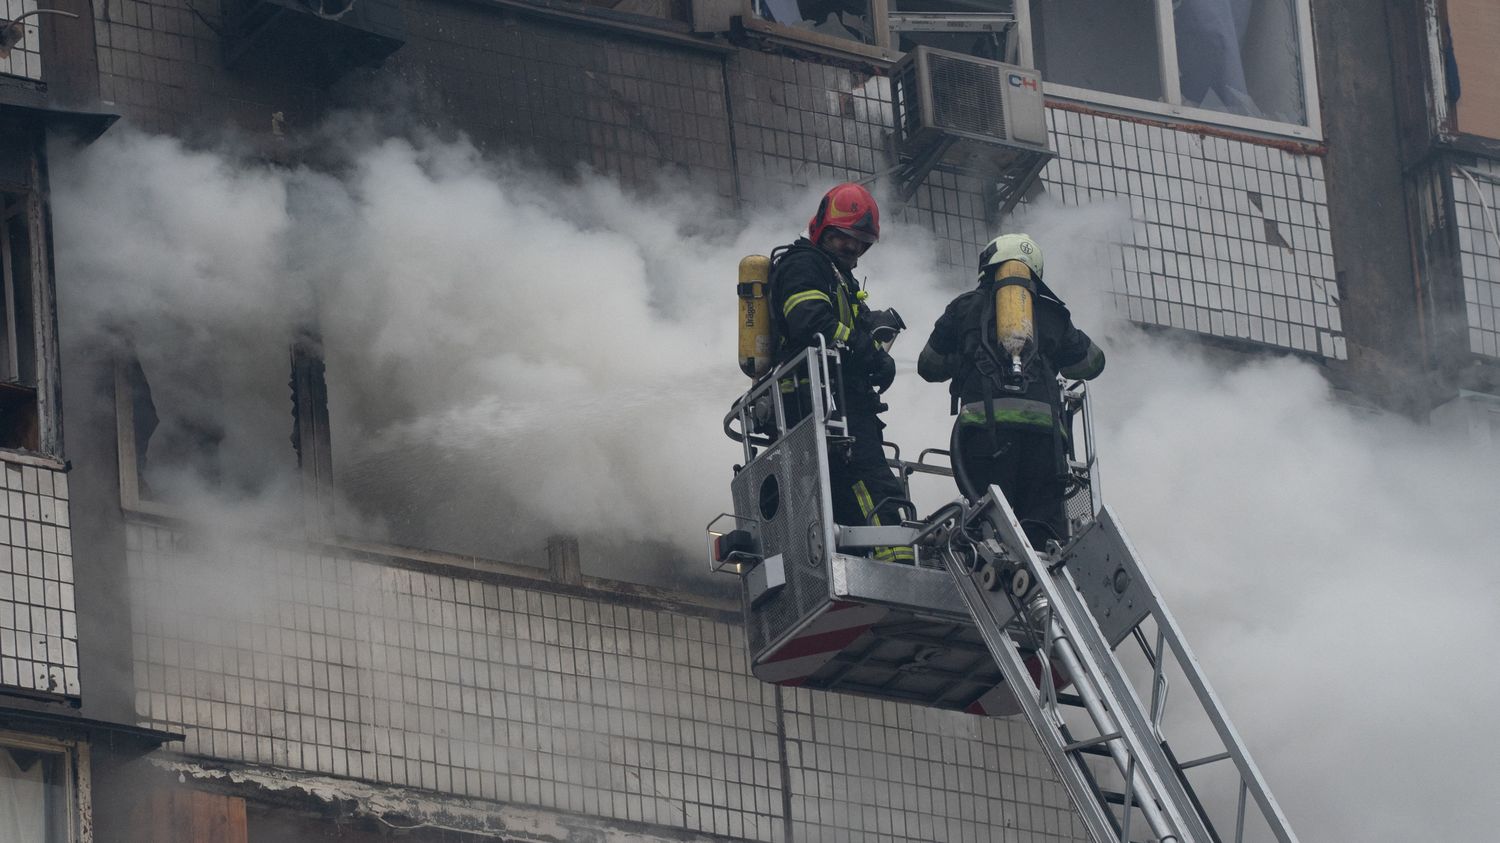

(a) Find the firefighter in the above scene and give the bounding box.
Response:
[918,233,1106,550]
[770,183,913,563]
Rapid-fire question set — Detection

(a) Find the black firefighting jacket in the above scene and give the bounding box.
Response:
[770,238,887,413]
[918,277,1104,431]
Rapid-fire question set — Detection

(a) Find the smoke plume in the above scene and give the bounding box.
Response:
[47,126,1500,841]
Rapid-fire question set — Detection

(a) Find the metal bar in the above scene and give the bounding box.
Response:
[1176,751,1232,771]
[1150,624,1168,734]
[997,492,1207,841]
[1063,732,1123,753]
[936,525,1122,842]
[1235,780,1248,843]
[836,525,924,547]
[1096,506,1300,842]
[887,12,1013,30]
[1013,0,1033,68]
[1046,615,1185,842]
[1153,0,1182,105]
[0,211,17,382]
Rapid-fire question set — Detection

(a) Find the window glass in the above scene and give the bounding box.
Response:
[0,745,66,843]
[752,0,877,44]
[1174,0,1306,123]
[1030,0,1164,102]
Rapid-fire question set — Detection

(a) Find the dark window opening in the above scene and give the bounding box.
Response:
[1,191,40,451]
[753,0,877,45]
[119,332,300,508]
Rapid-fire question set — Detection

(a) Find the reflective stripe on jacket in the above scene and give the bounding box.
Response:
[957,399,1056,430]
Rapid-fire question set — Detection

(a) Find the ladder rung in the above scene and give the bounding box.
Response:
[1071,743,1112,757]
[1099,789,1131,805]
[1056,692,1087,707]
[1063,732,1121,754]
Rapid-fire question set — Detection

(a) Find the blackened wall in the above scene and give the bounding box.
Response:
[1310,0,1425,409]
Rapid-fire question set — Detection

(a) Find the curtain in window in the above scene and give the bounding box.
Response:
[1175,0,1257,115]
[0,747,47,843]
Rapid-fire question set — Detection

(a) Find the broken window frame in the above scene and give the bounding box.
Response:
[111,336,334,536]
[0,732,85,843]
[888,0,1322,140]
[735,0,900,62]
[0,126,63,461]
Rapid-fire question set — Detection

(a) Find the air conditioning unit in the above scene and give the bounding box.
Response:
[889,46,1051,210]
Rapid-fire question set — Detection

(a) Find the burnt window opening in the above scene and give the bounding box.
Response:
[290,331,334,535]
[752,0,877,45]
[116,333,306,513]
[1,190,41,452]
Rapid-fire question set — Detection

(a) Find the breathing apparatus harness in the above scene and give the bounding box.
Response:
[949,265,1074,534]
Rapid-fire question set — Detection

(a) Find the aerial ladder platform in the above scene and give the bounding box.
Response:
[710,343,1299,843]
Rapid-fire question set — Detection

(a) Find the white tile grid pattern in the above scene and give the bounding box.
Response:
[1453,158,1500,358]
[0,0,42,80]
[731,55,989,276]
[127,520,1075,841]
[0,461,77,697]
[1041,108,1345,359]
[783,688,1086,843]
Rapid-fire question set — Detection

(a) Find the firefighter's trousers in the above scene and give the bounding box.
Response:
[954,424,1068,551]
[830,412,914,563]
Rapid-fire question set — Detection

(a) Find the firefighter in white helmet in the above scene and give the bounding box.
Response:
[918,233,1105,549]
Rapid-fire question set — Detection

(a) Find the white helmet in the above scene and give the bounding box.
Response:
[978,233,1044,279]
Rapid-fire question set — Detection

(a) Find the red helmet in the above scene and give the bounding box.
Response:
[808,183,880,246]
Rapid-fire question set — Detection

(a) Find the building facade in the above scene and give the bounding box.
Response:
[1,0,1495,840]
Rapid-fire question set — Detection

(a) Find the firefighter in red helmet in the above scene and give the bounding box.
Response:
[769,183,913,563]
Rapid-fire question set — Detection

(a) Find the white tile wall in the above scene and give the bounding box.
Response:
[0,459,77,697]
[1041,109,1344,358]
[127,520,1081,842]
[783,688,1085,842]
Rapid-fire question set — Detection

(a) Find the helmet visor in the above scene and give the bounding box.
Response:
[830,224,878,245]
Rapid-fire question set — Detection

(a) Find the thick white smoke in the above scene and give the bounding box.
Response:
[48,127,1500,841]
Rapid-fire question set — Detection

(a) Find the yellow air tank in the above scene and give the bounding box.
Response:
[738,255,773,378]
[993,259,1035,371]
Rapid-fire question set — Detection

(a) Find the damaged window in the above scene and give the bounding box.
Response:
[116,333,302,512]
[1,190,40,452]
[889,0,1315,132]
[752,0,878,45]
[1173,0,1306,124]
[0,741,68,843]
